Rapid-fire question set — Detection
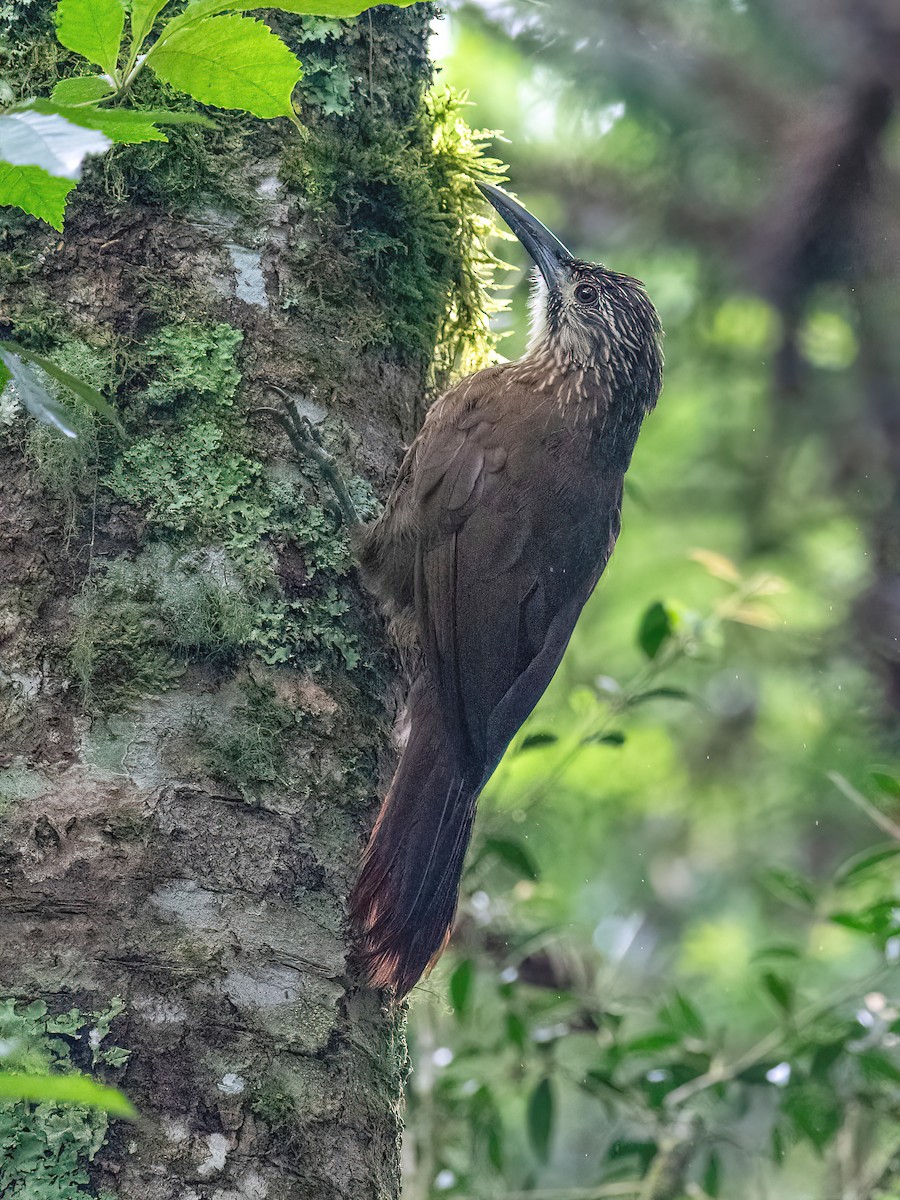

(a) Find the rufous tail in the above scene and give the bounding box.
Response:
[350,682,479,997]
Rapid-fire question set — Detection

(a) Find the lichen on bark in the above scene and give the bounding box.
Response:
[0,4,505,1198]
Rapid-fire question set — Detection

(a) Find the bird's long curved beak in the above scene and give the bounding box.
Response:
[477,182,573,287]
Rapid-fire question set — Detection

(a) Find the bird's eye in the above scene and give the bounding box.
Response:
[574,283,598,305]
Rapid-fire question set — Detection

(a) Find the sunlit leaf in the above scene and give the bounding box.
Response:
[637,600,673,659]
[182,0,417,16]
[727,602,778,629]
[131,0,171,45]
[0,341,123,432]
[0,348,78,437]
[0,1071,136,1117]
[0,108,110,178]
[690,547,742,583]
[0,160,77,228]
[24,101,166,147]
[51,76,116,103]
[56,0,126,75]
[149,14,302,118]
[526,1077,553,1162]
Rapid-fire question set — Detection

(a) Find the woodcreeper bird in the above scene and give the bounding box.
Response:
[350,183,663,996]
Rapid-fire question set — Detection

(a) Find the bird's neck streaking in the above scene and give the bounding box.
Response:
[504,275,655,468]
[504,273,610,422]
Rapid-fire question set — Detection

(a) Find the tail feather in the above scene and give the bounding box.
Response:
[351,685,480,996]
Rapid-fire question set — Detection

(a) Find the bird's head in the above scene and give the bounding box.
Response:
[478,183,663,407]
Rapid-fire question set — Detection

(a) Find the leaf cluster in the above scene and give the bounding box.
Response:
[0,0,418,228]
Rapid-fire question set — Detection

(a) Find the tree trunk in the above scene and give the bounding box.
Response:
[0,5,474,1197]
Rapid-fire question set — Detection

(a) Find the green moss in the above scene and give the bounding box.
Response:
[280,85,510,382]
[70,545,261,711]
[71,564,185,713]
[195,676,299,797]
[250,1084,296,1129]
[0,997,129,1200]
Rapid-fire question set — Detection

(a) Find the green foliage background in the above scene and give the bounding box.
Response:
[402,6,900,1200]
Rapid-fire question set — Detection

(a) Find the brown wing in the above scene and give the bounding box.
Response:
[412,384,624,781]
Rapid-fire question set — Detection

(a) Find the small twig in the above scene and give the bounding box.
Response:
[828,771,900,842]
[641,1114,704,1200]
[664,965,890,1109]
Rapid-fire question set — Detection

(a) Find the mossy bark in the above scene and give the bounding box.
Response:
[0,6,455,1198]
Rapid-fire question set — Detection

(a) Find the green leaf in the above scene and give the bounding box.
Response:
[582,730,627,746]
[870,771,900,798]
[829,903,899,937]
[0,157,78,229]
[659,990,706,1038]
[0,108,111,178]
[859,1050,900,1086]
[751,944,802,962]
[0,1071,136,1116]
[834,843,900,886]
[259,0,417,12]
[637,601,673,659]
[761,971,794,1015]
[51,76,116,103]
[483,837,539,881]
[0,348,78,437]
[526,1077,554,1162]
[782,1082,841,1151]
[24,101,166,147]
[505,1012,527,1050]
[628,686,697,706]
[0,341,123,432]
[759,866,817,909]
[149,14,302,118]
[518,731,558,751]
[131,0,171,46]
[56,0,126,76]
[183,0,417,17]
[703,1150,722,1198]
[449,959,474,1016]
[622,1031,682,1056]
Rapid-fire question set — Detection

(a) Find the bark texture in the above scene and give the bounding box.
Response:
[0,5,474,1197]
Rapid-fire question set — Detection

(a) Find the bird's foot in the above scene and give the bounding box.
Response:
[257,384,361,528]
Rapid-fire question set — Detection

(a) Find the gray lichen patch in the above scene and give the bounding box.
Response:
[0,765,49,815]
